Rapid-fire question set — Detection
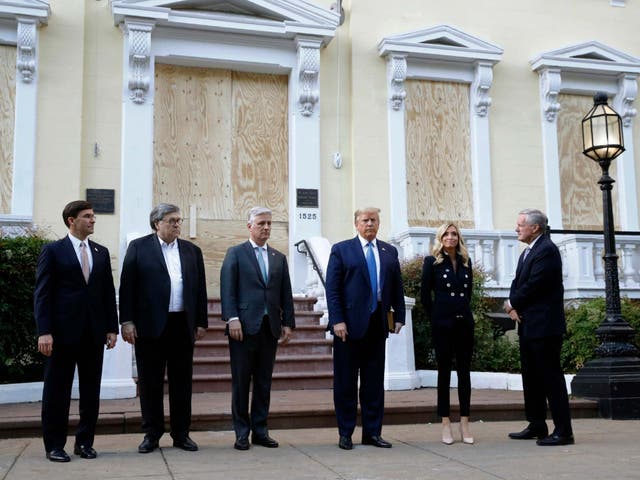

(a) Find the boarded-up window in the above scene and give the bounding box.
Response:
[154,64,288,295]
[405,80,473,229]
[0,45,16,215]
[557,93,618,230]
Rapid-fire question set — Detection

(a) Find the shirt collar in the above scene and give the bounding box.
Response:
[358,235,376,248]
[157,234,177,249]
[249,239,268,250]
[528,233,542,250]
[68,232,88,248]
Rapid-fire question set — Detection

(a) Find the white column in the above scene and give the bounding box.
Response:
[384,54,409,235]
[10,19,39,219]
[613,74,639,230]
[538,68,563,229]
[290,36,323,293]
[105,19,157,399]
[470,61,495,230]
[385,297,420,390]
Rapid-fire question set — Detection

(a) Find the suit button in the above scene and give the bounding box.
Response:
[451,292,455,297]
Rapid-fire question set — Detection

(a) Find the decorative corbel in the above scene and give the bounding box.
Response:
[297,41,320,117]
[471,62,493,117]
[540,68,562,122]
[616,73,637,128]
[124,21,154,105]
[16,19,37,83]
[387,55,407,111]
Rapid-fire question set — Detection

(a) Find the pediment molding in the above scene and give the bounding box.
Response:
[377,24,503,63]
[530,41,640,74]
[112,0,339,42]
[0,0,50,23]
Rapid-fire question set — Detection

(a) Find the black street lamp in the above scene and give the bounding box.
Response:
[571,92,640,419]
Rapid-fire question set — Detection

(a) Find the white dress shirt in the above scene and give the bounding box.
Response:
[158,236,184,312]
[358,235,381,301]
[68,233,93,273]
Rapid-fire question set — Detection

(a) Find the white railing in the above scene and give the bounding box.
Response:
[390,227,640,300]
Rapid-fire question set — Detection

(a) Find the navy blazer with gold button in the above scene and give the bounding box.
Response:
[420,253,473,327]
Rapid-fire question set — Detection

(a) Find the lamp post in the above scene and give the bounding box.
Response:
[570,92,640,419]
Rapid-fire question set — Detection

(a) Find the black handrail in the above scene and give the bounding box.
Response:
[294,239,327,289]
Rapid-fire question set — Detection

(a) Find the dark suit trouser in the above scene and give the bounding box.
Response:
[432,315,474,417]
[228,318,278,439]
[41,333,104,452]
[520,335,572,436]
[135,313,194,441]
[333,308,386,438]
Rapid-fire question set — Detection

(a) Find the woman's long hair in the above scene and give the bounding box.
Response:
[431,223,470,267]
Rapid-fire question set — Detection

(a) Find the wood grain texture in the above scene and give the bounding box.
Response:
[0,45,16,215]
[405,80,473,228]
[230,71,288,222]
[153,65,289,296]
[557,93,618,230]
[190,219,289,297]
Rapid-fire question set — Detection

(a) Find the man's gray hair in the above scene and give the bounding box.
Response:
[519,208,548,232]
[248,206,272,224]
[353,207,380,223]
[150,203,180,231]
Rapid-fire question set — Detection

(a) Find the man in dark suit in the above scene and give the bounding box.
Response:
[325,207,405,450]
[220,206,295,450]
[505,208,574,446]
[34,200,118,462]
[119,203,208,454]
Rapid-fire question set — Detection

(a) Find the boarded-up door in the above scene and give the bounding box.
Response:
[153,64,289,296]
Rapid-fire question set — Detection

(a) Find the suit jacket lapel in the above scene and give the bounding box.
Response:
[151,234,170,275]
[377,240,388,293]
[62,236,85,283]
[244,241,266,285]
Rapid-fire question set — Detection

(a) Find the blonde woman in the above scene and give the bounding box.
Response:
[420,223,474,445]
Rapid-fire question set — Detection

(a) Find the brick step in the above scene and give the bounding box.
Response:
[193,354,333,375]
[194,338,332,358]
[192,371,334,393]
[202,324,327,341]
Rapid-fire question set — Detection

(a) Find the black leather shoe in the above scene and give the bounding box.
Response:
[73,444,97,459]
[173,436,198,451]
[362,435,392,448]
[46,449,71,462]
[251,434,279,448]
[138,436,159,454]
[536,433,575,446]
[508,425,548,440]
[234,437,250,450]
[338,435,353,450]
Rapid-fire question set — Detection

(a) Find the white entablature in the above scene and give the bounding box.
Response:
[530,41,640,231]
[377,25,503,233]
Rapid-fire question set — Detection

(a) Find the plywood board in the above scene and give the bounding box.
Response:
[557,93,618,230]
[0,45,16,215]
[405,79,473,228]
[153,65,289,296]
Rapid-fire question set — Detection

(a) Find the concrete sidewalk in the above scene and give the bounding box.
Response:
[1,419,639,479]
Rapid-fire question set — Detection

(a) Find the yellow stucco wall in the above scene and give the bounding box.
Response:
[29,0,640,254]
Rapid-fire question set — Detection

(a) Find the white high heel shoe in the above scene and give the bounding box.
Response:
[442,423,454,445]
[459,424,474,445]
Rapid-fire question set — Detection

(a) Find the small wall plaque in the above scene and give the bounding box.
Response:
[86,189,115,214]
[296,188,318,208]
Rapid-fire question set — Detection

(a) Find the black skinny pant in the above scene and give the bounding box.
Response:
[432,315,474,417]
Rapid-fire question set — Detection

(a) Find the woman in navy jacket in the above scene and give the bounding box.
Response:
[421,223,474,445]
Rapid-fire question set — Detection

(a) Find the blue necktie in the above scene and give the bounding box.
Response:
[255,246,268,283]
[366,242,378,313]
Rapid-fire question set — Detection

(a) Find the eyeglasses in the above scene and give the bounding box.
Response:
[162,218,183,226]
[79,214,97,220]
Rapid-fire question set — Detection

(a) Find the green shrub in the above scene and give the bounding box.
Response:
[0,231,51,383]
[561,297,640,373]
[401,256,520,372]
